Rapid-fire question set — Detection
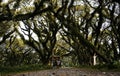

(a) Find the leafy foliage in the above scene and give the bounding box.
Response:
[0,0,120,68]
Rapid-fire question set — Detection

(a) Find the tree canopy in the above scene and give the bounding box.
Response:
[0,0,120,66]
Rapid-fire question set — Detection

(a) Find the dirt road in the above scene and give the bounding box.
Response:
[7,68,120,76]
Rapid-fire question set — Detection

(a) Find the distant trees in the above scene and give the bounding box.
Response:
[0,37,39,66]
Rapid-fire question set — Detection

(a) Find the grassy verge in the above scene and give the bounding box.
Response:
[75,64,120,72]
[0,64,51,75]
[93,64,120,72]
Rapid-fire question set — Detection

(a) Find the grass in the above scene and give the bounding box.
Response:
[70,63,120,72]
[0,64,51,75]
[92,64,120,72]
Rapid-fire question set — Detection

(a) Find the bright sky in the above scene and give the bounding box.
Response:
[2,0,8,3]
[18,21,38,41]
